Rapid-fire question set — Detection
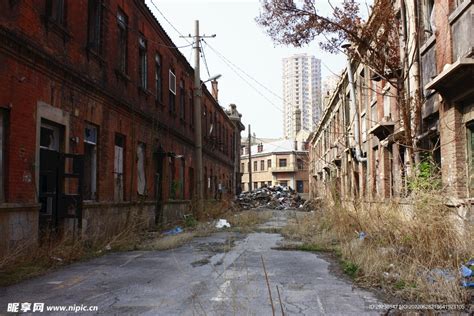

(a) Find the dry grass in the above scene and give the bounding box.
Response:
[227,210,274,230]
[283,193,473,303]
[0,209,150,287]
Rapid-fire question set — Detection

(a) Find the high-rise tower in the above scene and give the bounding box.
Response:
[282,54,321,139]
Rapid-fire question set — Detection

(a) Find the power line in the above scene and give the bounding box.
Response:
[200,40,211,78]
[201,39,284,113]
[204,41,284,101]
[148,0,192,45]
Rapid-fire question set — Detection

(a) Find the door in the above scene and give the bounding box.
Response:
[39,122,62,234]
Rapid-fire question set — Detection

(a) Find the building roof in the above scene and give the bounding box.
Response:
[241,139,307,158]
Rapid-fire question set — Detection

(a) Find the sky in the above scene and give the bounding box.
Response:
[145,0,350,139]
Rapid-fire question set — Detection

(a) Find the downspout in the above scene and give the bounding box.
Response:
[343,45,367,163]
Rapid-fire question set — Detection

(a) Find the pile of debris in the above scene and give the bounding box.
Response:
[236,185,305,210]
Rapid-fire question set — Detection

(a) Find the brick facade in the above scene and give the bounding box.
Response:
[0,0,242,254]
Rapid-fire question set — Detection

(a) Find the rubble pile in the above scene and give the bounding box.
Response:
[236,185,305,210]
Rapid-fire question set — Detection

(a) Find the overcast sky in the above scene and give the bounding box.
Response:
[146,0,351,139]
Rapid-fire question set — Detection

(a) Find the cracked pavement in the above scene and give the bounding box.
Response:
[0,210,383,315]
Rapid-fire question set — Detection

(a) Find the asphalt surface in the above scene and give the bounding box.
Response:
[0,210,382,315]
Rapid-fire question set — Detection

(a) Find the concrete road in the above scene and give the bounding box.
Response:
[0,211,382,315]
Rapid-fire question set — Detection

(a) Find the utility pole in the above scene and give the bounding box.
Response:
[182,21,216,213]
[248,124,252,191]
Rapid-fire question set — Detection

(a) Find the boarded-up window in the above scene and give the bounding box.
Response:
[137,143,146,195]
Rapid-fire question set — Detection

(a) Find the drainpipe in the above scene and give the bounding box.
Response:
[343,44,367,163]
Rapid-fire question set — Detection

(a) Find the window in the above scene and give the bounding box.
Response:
[138,36,147,89]
[189,90,194,126]
[47,0,66,26]
[155,54,162,102]
[0,110,6,202]
[117,10,128,73]
[260,160,265,171]
[179,80,185,121]
[241,163,244,172]
[361,114,367,142]
[253,161,257,171]
[84,123,98,200]
[87,0,102,52]
[424,0,435,35]
[260,181,266,188]
[297,158,304,170]
[280,180,288,187]
[137,143,146,195]
[254,182,258,189]
[268,181,272,187]
[279,159,287,167]
[114,134,125,201]
[468,122,474,197]
[169,69,176,113]
[267,159,272,168]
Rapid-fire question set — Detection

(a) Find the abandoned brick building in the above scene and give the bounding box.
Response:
[309,0,473,216]
[0,0,243,254]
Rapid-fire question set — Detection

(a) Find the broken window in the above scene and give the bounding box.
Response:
[0,110,6,202]
[155,54,162,102]
[117,10,128,73]
[137,143,146,195]
[84,123,98,200]
[296,180,304,193]
[87,0,102,52]
[179,80,185,121]
[169,69,176,114]
[279,159,287,168]
[46,0,66,26]
[468,122,474,197]
[138,36,147,89]
[114,134,125,201]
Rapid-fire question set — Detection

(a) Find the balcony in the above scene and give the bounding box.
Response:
[270,165,297,173]
[426,1,474,103]
[369,117,395,140]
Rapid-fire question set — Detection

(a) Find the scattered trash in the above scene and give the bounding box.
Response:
[215,219,231,229]
[51,256,63,262]
[460,259,474,287]
[105,243,112,251]
[236,185,305,210]
[461,265,472,278]
[164,226,183,235]
[358,231,367,240]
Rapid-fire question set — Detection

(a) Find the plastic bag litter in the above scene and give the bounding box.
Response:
[164,226,183,235]
[461,265,473,277]
[215,219,231,229]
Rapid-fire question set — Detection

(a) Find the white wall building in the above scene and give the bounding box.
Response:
[282,53,322,139]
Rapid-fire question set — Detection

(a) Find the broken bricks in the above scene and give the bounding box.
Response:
[236,185,305,210]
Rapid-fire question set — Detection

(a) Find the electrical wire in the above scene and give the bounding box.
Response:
[200,39,212,78]
[148,0,193,45]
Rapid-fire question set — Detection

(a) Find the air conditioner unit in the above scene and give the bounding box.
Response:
[169,70,176,95]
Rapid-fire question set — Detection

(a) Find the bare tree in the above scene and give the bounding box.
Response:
[256,0,421,172]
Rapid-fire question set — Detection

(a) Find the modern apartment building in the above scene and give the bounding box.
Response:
[282,54,322,139]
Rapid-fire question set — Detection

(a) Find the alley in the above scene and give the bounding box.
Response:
[0,211,381,315]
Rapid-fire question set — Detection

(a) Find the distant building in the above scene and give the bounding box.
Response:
[322,74,341,111]
[241,139,309,198]
[282,54,322,139]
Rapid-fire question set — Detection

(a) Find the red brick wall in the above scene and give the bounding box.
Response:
[0,0,237,204]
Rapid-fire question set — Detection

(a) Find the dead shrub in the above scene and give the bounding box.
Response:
[283,191,473,303]
[0,206,150,286]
